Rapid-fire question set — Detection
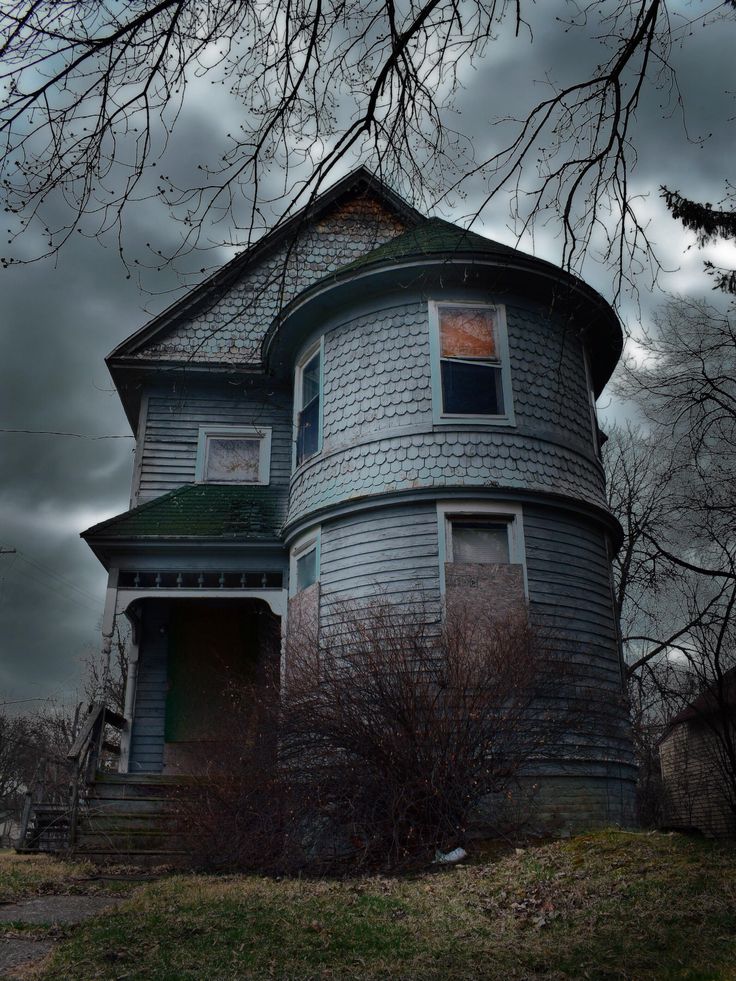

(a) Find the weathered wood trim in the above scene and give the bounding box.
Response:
[129,392,149,508]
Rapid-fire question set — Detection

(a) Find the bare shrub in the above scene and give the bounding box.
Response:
[278,598,571,871]
[169,654,285,872]
[175,597,575,872]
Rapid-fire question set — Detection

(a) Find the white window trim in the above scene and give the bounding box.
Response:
[293,337,324,469]
[436,501,528,598]
[582,347,601,459]
[289,528,321,597]
[195,425,272,485]
[428,300,515,427]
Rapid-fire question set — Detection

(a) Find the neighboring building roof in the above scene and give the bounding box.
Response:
[663,667,736,732]
[82,484,287,542]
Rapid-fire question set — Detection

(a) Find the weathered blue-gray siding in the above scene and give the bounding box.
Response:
[288,292,603,529]
[315,499,633,779]
[128,602,168,774]
[319,503,442,625]
[135,383,292,503]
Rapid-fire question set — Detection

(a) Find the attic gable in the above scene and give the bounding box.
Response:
[109,168,422,369]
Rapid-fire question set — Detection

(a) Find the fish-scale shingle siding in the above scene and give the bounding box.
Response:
[287,295,602,528]
[130,198,409,365]
[322,302,433,448]
[508,304,593,451]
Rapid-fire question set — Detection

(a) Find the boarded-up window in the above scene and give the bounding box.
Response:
[437,304,505,417]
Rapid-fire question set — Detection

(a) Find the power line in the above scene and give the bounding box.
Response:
[0,428,132,439]
[9,565,101,616]
[16,554,101,606]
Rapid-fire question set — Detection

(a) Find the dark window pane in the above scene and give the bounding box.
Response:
[441,360,504,415]
[452,521,510,563]
[297,397,320,463]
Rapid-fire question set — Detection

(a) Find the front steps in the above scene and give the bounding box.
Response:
[71,774,192,867]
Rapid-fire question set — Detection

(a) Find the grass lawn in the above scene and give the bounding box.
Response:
[5,831,736,980]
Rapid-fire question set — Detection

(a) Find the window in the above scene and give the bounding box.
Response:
[437,501,527,594]
[429,301,513,423]
[290,530,320,595]
[582,348,603,459]
[195,426,271,484]
[295,342,322,465]
[450,519,510,564]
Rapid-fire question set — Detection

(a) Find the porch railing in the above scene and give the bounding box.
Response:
[18,702,125,852]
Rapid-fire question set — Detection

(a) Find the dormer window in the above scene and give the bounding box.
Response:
[429,302,514,425]
[295,341,322,465]
[195,426,271,484]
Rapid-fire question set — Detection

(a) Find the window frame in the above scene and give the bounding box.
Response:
[436,501,528,597]
[195,425,272,485]
[289,528,321,597]
[582,347,603,459]
[428,300,515,426]
[293,337,324,468]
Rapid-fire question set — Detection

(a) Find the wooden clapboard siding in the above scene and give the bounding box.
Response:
[128,603,169,774]
[134,384,292,503]
[319,503,442,622]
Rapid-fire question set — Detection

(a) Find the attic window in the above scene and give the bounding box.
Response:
[429,302,514,424]
[196,426,271,484]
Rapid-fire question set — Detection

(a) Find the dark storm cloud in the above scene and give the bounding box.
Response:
[1,2,734,702]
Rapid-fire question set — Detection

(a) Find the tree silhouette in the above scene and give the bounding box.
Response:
[1,1,733,295]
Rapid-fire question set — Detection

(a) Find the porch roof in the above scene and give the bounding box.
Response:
[82,484,287,542]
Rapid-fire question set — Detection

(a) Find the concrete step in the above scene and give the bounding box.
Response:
[78,813,179,833]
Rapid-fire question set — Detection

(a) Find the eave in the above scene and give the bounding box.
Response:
[263,254,623,396]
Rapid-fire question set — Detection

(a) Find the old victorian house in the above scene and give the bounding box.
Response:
[36,167,634,860]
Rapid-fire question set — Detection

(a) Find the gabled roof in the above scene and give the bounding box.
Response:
[107,166,423,364]
[82,484,287,542]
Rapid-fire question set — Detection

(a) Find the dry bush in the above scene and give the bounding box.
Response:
[169,661,285,872]
[280,598,571,870]
[176,598,574,872]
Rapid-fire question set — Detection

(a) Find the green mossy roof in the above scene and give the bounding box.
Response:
[338,217,524,274]
[82,484,287,542]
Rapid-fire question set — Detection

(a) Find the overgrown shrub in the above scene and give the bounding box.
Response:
[176,599,574,872]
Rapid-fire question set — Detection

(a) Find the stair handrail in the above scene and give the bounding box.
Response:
[67,702,125,847]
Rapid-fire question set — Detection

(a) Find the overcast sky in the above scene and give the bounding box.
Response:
[1,1,735,709]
